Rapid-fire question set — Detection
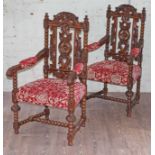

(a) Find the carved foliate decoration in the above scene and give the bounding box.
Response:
[106,4,144,61]
[110,16,117,54]
[74,29,82,66]
[53,12,79,26]
[50,27,57,71]
[58,24,72,71]
[48,12,88,78]
[131,18,139,49]
[118,16,131,55]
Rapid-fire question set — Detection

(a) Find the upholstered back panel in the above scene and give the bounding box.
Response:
[44,12,89,78]
[105,5,146,61]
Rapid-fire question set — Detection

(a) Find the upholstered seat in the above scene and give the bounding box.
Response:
[16,78,86,110]
[87,60,141,86]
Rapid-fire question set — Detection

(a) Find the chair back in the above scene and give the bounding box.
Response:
[44,12,89,78]
[105,4,146,63]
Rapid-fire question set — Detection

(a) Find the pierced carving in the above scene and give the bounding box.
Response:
[116,4,137,17]
[53,12,79,25]
[110,16,117,54]
[58,24,72,71]
[118,15,131,55]
[106,4,144,61]
[131,18,139,49]
[49,12,88,79]
[74,29,82,66]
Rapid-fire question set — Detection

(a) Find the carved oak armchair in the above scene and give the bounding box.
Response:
[86,5,146,117]
[6,12,89,146]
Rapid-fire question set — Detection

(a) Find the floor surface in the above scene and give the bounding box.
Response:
[3,92,151,155]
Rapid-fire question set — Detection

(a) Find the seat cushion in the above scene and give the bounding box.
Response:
[87,60,141,86]
[16,78,86,110]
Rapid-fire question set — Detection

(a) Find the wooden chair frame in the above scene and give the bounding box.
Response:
[87,4,146,117]
[6,12,89,146]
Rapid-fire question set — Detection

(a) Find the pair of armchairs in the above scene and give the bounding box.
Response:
[6,4,146,145]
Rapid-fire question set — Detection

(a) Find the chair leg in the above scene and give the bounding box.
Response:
[44,106,50,120]
[80,96,86,127]
[103,83,108,96]
[126,88,133,117]
[11,103,20,134]
[66,112,76,146]
[135,78,141,104]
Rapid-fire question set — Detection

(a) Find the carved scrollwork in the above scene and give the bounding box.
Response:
[53,12,79,26]
[106,4,145,62]
[74,29,82,65]
[48,12,88,79]
[58,24,72,71]
[131,18,139,48]
[117,15,131,55]
[116,4,137,17]
[110,16,117,54]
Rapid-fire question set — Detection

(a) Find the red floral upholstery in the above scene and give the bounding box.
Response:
[19,56,37,69]
[86,42,100,52]
[87,60,141,86]
[16,78,86,110]
[131,48,140,58]
[73,63,84,75]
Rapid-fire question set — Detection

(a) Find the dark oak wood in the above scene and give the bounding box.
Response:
[87,4,146,117]
[6,12,89,146]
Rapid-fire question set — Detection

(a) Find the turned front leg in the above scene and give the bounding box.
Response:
[66,84,76,146]
[44,106,50,120]
[80,96,86,127]
[12,73,20,134]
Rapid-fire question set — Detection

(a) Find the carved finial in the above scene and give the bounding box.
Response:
[107,5,111,18]
[142,8,146,21]
[84,15,88,21]
[45,12,49,19]
[44,13,49,29]
[108,5,111,11]
[84,15,89,32]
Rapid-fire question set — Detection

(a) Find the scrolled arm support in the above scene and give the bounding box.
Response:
[86,35,109,52]
[6,48,48,78]
[6,65,21,78]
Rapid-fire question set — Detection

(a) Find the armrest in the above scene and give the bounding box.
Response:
[131,39,144,58]
[131,48,140,58]
[67,63,84,85]
[19,57,37,68]
[73,63,84,75]
[86,35,108,52]
[6,48,48,77]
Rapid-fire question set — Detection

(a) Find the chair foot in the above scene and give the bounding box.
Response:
[81,117,86,127]
[136,98,140,104]
[127,111,132,117]
[126,107,132,117]
[14,129,19,134]
[13,122,19,134]
[67,134,74,146]
[68,140,73,146]
[44,106,50,120]
[82,122,86,127]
